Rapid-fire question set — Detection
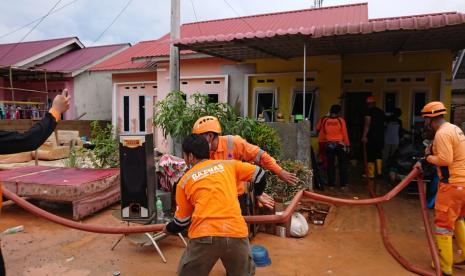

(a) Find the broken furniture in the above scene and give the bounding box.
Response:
[0,166,120,220]
[32,130,83,161]
[0,152,33,164]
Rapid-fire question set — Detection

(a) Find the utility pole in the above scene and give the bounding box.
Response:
[169,0,180,92]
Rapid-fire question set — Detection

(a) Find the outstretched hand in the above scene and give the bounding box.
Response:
[256,192,275,209]
[279,169,299,185]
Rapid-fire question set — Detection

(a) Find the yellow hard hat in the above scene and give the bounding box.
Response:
[192,116,222,134]
[421,101,447,118]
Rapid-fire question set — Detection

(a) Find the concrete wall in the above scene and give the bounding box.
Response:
[221,63,256,115]
[266,121,311,166]
[73,71,113,120]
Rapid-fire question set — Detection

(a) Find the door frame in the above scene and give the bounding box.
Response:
[113,81,157,132]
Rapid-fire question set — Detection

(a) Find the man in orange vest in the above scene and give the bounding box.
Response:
[0,90,70,276]
[192,116,299,213]
[415,101,465,275]
[319,105,350,189]
[164,134,268,275]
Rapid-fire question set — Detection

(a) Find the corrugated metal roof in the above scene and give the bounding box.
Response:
[37,43,129,73]
[91,40,160,71]
[134,3,368,59]
[175,11,465,61]
[0,37,76,67]
[176,11,465,45]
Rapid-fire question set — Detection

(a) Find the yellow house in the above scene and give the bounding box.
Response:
[176,4,465,156]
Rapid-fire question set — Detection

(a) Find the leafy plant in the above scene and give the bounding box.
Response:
[265,160,313,202]
[84,121,119,168]
[154,91,282,158]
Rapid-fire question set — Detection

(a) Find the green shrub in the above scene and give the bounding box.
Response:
[154,91,282,159]
[265,160,312,202]
[85,121,119,168]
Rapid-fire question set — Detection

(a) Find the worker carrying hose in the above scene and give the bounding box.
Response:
[192,116,299,213]
[164,134,268,276]
[362,96,385,178]
[0,89,70,276]
[415,101,465,276]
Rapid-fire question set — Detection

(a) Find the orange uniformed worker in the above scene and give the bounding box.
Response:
[416,101,465,276]
[192,116,299,214]
[164,134,267,276]
[319,105,350,189]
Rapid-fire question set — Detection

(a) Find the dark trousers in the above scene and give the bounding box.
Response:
[326,143,348,187]
[177,236,255,276]
[367,139,383,162]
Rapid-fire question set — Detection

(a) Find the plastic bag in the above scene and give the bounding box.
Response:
[290,212,309,238]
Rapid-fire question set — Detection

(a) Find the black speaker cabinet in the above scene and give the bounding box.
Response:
[119,133,156,221]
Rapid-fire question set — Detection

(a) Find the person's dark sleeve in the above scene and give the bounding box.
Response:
[0,112,57,155]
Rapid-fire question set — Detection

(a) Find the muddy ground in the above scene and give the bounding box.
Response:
[1,180,465,276]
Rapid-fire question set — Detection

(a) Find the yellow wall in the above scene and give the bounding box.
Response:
[246,51,453,127]
[247,55,342,122]
[342,51,453,124]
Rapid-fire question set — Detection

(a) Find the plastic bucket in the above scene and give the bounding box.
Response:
[251,245,271,267]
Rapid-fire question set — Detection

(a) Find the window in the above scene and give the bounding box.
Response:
[384,92,398,114]
[139,96,145,132]
[364,78,374,84]
[123,96,129,132]
[181,81,188,85]
[207,94,219,103]
[343,79,352,84]
[413,92,427,118]
[254,89,277,122]
[204,80,212,84]
[213,80,221,84]
[291,89,317,129]
[386,78,397,84]
[411,91,428,135]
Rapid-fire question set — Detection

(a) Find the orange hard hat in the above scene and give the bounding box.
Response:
[192,116,222,134]
[366,96,376,103]
[421,101,447,118]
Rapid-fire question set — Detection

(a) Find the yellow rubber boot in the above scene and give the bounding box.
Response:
[454,219,465,265]
[435,234,453,275]
[367,162,375,178]
[376,159,383,176]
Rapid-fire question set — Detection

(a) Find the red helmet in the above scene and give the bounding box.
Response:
[366,96,376,103]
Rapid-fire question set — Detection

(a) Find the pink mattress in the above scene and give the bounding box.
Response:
[0,166,119,201]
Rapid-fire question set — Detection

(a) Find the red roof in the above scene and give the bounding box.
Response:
[37,43,129,73]
[135,3,368,59]
[176,11,465,45]
[93,3,368,71]
[0,37,76,67]
[91,40,159,71]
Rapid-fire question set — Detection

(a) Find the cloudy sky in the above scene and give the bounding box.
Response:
[0,0,464,46]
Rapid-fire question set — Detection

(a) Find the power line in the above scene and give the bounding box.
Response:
[222,0,255,32]
[0,0,81,40]
[54,0,133,71]
[189,0,203,35]
[0,0,63,63]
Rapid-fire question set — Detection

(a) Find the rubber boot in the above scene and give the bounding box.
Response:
[376,159,383,176]
[435,234,453,275]
[367,162,375,178]
[454,219,465,265]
